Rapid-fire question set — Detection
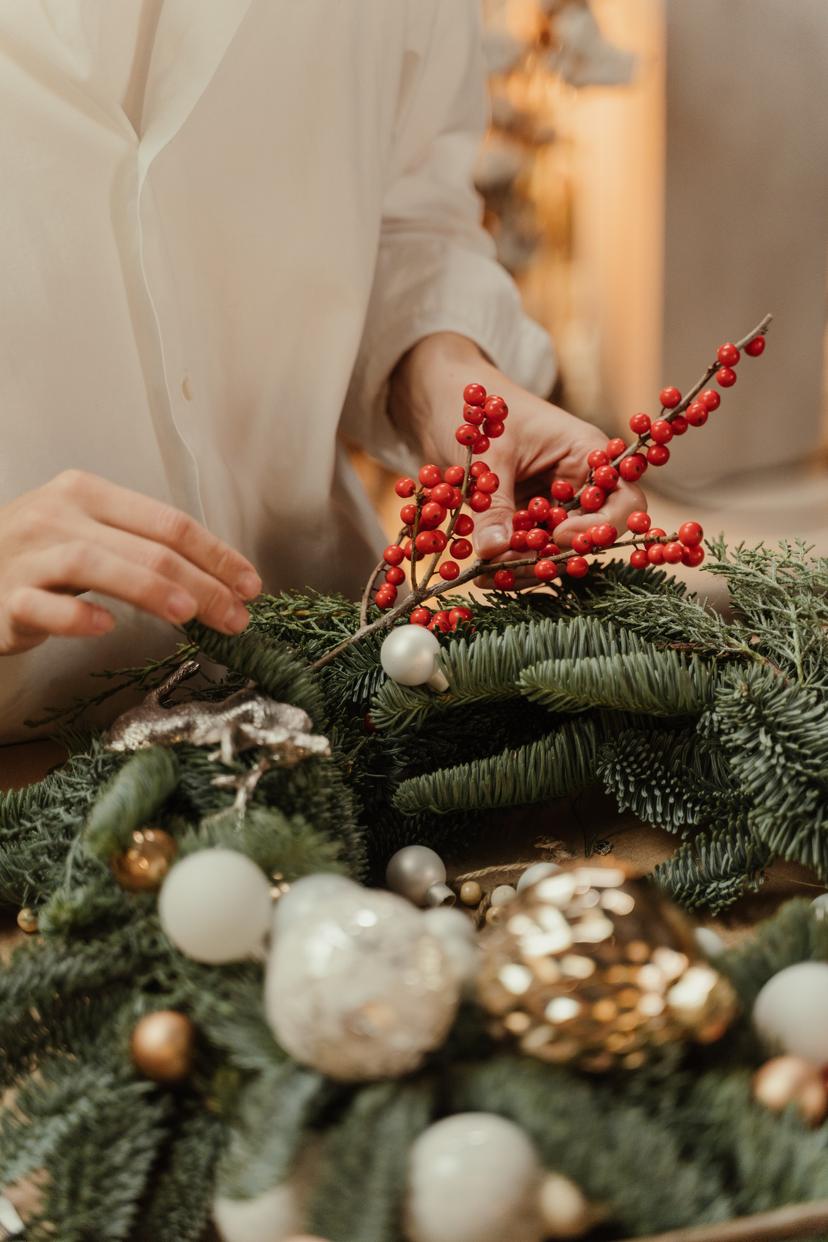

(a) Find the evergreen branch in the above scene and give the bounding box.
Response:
[654,823,771,912]
[84,747,180,860]
[519,650,712,717]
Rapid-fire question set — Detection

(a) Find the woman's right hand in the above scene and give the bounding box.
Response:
[0,470,262,655]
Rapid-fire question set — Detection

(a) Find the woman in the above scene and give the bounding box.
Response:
[0,0,642,735]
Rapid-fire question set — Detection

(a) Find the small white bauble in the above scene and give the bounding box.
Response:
[490,884,517,907]
[272,873,359,934]
[537,1172,591,1238]
[517,862,560,893]
[214,1182,302,1242]
[422,907,480,992]
[159,848,271,964]
[811,893,828,920]
[265,886,459,1080]
[753,962,828,1065]
[406,1113,544,1242]
[694,926,726,959]
[380,626,448,691]
[386,846,453,908]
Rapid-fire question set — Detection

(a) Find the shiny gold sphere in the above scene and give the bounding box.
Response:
[111,828,178,891]
[477,862,738,1072]
[130,1010,195,1083]
[753,1055,828,1126]
[17,906,39,934]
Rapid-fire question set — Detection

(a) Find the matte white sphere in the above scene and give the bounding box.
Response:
[517,862,561,893]
[754,962,828,1064]
[265,886,459,1079]
[694,927,726,958]
[159,848,272,964]
[406,1113,544,1242]
[490,884,517,907]
[811,894,828,920]
[386,846,447,905]
[422,907,480,992]
[272,873,359,934]
[214,1183,302,1242]
[380,626,441,686]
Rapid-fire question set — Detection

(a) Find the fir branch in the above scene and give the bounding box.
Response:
[134,1105,225,1242]
[84,747,180,860]
[654,823,771,912]
[519,650,713,717]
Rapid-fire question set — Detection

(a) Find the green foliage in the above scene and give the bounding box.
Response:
[84,747,180,859]
[520,650,712,716]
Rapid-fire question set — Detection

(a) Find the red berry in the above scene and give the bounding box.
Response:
[469,491,492,512]
[590,523,617,548]
[430,483,455,507]
[659,386,682,409]
[526,527,548,550]
[580,485,606,513]
[650,419,673,445]
[375,584,397,608]
[510,531,528,551]
[626,511,651,534]
[593,465,619,492]
[630,412,651,436]
[448,606,473,629]
[527,496,551,522]
[551,479,575,503]
[493,569,516,590]
[629,548,649,569]
[572,532,593,554]
[534,559,559,581]
[549,506,568,528]
[512,509,533,531]
[644,527,666,547]
[439,560,460,581]
[456,422,478,446]
[470,461,489,478]
[463,382,487,406]
[685,401,708,428]
[419,464,442,487]
[619,454,647,482]
[681,544,705,567]
[483,419,505,439]
[472,435,491,455]
[444,465,466,486]
[415,530,442,554]
[716,342,740,367]
[647,545,665,565]
[541,542,561,558]
[384,544,405,565]
[395,477,416,498]
[420,501,447,530]
[663,541,683,564]
[670,415,689,436]
[744,335,765,357]
[462,403,485,426]
[429,610,452,634]
[410,606,431,626]
[566,557,590,579]
[678,520,703,547]
[484,395,509,420]
[385,566,405,586]
[606,437,627,459]
[701,389,721,411]
[449,487,464,510]
[400,502,417,525]
[451,538,474,560]
[587,449,609,470]
[647,444,670,467]
[454,514,475,536]
[716,366,737,389]
[476,471,500,495]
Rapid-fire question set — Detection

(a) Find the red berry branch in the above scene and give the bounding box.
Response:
[310,314,772,671]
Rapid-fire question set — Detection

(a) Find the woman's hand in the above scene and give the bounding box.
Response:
[390,333,647,561]
[0,471,261,655]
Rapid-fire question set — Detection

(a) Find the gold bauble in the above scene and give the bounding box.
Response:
[111,828,177,891]
[130,1010,195,1083]
[752,1055,828,1126]
[17,906,39,934]
[537,1171,592,1239]
[477,862,737,1072]
[459,880,483,907]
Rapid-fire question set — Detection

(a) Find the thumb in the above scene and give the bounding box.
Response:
[473,466,515,562]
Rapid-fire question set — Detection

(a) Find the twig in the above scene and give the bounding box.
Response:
[614,1198,828,1242]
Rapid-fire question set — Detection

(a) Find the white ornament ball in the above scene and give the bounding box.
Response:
[159,848,272,964]
[490,884,517,907]
[694,926,726,959]
[753,962,828,1065]
[272,873,359,934]
[517,862,561,893]
[380,626,448,691]
[811,894,828,920]
[265,886,459,1080]
[422,907,480,992]
[213,1183,302,1242]
[537,1172,591,1238]
[406,1113,544,1242]
[386,846,452,907]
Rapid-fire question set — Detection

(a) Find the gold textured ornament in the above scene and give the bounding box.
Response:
[111,828,178,891]
[130,1010,195,1082]
[16,906,38,934]
[752,1055,828,1125]
[477,862,738,1072]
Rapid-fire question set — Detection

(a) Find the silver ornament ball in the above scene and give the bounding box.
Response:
[272,872,359,934]
[386,846,453,907]
[422,906,480,993]
[380,626,448,690]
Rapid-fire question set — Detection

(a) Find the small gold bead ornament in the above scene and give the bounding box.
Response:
[752,1055,828,1125]
[459,881,482,907]
[16,907,39,934]
[130,1010,195,1083]
[111,828,177,891]
[477,861,738,1072]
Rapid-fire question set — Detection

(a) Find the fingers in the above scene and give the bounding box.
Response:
[1,586,114,652]
[472,463,516,561]
[554,480,647,547]
[53,471,262,599]
[25,542,250,634]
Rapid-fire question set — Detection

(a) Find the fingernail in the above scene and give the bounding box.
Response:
[224,602,250,633]
[476,525,509,556]
[167,591,197,622]
[91,608,115,633]
[236,571,262,600]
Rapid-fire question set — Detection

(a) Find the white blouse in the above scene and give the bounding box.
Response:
[0,0,553,737]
